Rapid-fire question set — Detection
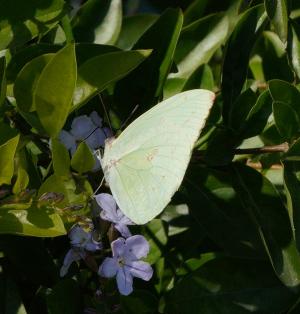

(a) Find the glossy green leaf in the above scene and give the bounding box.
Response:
[240,89,273,139]
[283,161,300,253]
[47,279,82,314]
[0,123,20,186]
[114,8,183,118]
[38,174,89,207]
[183,0,208,26]
[262,31,294,82]
[228,88,257,133]
[14,54,54,112]
[169,13,228,82]
[116,14,158,50]
[166,257,296,314]
[269,79,300,140]
[290,22,300,80]
[184,165,265,258]
[51,138,70,177]
[265,0,288,44]
[231,162,300,288]
[71,142,95,174]
[72,0,122,45]
[6,44,60,82]
[143,219,168,265]
[74,49,151,110]
[222,5,266,123]
[273,101,300,140]
[35,44,77,137]
[12,150,29,194]
[0,206,66,237]
[0,57,6,110]
[0,0,66,50]
[182,64,214,92]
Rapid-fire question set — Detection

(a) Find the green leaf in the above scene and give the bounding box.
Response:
[182,64,214,92]
[183,0,208,26]
[228,88,257,133]
[0,123,20,186]
[231,162,300,288]
[121,290,158,314]
[74,49,152,110]
[273,101,300,140]
[0,274,27,314]
[35,43,77,137]
[14,54,54,112]
[71,142,95,174]
[12,150,29,194]
[72,0,122,45]
[116,14,158,50]
[184,165,265,258]
[240,89,273,139]
[265,0,288,44]
[222,5,266,123]
[269,79,300,140]
[0,57,6,111]
[6,44,60,82]
[38,174,89,207]
[167,13,228,91]
[0,205,66,237]
[165,257,296,314]
[283,159,300,252]
[290,21,300,80]
[114,8,183,118]
[0,0,66,50]
[261,31,294,82]
[143,219,168,265]
[47,279,82,314]
[52,138,70,177]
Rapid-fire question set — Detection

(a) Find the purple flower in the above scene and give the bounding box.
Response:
[58,111,111,170]
[98,235,153,296]
[95,193,134,238]
[60,224,102,277]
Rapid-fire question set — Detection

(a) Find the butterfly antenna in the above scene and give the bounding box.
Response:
[83,126,100,141]
[119,104,139,131]
[92,175,105,197]
[98,94,113,133]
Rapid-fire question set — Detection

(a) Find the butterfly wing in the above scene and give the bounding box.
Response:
[101,89,215,224]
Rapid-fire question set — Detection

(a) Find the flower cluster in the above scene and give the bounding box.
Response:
[59,111,111,170]
[58,112,153,296]
[61,197,152,295]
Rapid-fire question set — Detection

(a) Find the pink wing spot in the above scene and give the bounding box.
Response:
[146,149,158,161]
[210,93,216,102]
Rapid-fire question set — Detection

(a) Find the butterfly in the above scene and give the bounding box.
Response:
[100,89,215,224]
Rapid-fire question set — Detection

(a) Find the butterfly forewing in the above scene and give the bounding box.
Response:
[101,89,215,224]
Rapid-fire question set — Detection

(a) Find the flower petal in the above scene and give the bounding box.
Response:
[98,257,118,278]
[127,261,153,281]
[114,223,132,238]
[111,237,126,257]
[90,111,102,127]
[116,267,133,296]
[60,248,85,277]
[70,115,95,140]
[69,225,90,247]
[95,193,118,222]
[85,128,106,150]
[85,238,102,251]
[124,235,150,260]
[59,130,76,151]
